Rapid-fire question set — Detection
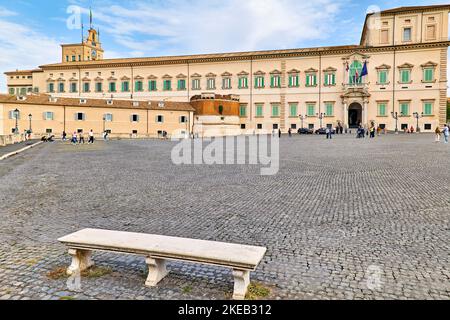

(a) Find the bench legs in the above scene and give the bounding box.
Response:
[67,249,94,275]
[232,269,250,300]
[145,257,169,287]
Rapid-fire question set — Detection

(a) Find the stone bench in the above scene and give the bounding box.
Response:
[58,228,267,300]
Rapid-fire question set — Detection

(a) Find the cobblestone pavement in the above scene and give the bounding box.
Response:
[0,140,40,158]
[0,134,449,300]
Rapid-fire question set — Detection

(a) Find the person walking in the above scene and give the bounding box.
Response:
[71,132,78,145]
[443,124,449,144]
[62,131,67,141]
[435,126,441,142]
[278,129,282,138]
[369,125,375,138]
[79,132,85,144]
[88,130,95,144]
[326,127,332,139]
[288,128,292,137]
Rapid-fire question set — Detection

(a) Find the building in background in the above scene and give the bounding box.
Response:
[3,5,450,136]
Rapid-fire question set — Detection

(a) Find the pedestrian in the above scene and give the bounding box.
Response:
[410,126,415,134]
[79,132,85,144]
[435,126,441,142]
[340,125,344,134]
[71,132,78,145]
[278,129,281,138]
[62,131,67,141]
[443,124,449,144]
[288,128,292,137]
[370,126,375,138]
[326,127,332,139]
[88,130,94,144]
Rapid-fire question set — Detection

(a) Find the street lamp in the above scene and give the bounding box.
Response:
[298,114,307,129]
[103,116,106,133]
[316,112,325,128]
[13,108,19,134]
[391,111,399,134]
[28,114,32,133]
[413,112,423,133]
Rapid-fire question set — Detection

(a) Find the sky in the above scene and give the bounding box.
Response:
[0,0,448,92]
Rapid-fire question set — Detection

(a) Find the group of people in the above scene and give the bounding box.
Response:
[356,124,376,139]
[435,125,449,143]
[61,130,95,145]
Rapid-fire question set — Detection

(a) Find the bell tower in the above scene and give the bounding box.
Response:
[61,9,104,63]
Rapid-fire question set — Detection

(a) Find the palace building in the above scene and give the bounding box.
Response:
[2,5,450,137]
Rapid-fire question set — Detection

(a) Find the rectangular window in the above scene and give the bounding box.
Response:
[44,112,54,120]
[58,83,65,93]
[423,102,433,115]
[207,78,215,90]
[400,70,411,83]
[156,115,164,123]
[239,104,247,117]
[238,77,248,89]
[135,81,143,92]
[180,116,187,123]
[378,70,388,84]
[255,104,264,117]
[178,79,186,90]
[163,80,172,91]
[257,124,263,129]
[72,56,76,62]
[325,103,334,116]
[400,102,410,115]
[46,129,53,134]
[271,104,280,117]
[122,81,130,92]
[222,78,231,89]
[289,103,298,117]
[83,82,90,93]
[423,68,434,82]
[192,79,200,90]
[8,88,14,95]
[270,75,281,88]
[426,25,436,40]
[131,114,139,122]
[288,74,299,87]
[109,82,116,92]
[104,113,113,122]
[307,104,315,116]
[95,82,103,92]
[381,29,389,44]
[378,103,387,116]
[324,73,336,86]
[255,76,264,88]
[149,80,157,91]
[76,113,85,121]
[306,74,317,87]
[403,27,412,42]
[70,83,77,93]
[48,83,55,93]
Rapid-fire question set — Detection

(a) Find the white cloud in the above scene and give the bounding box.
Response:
[0,7,60,92]
[90,0,348,56]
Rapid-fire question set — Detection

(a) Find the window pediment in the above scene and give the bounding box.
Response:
[68,77,78,82]
[398,63,414,69]
[162,74,172,79]
[221,71,232,77]
[420,61,437,68]
[323,67,337,72]
[305,68,318,73]
[108,76,117,81]
[94,77,103,82]
[57,77,66,82]
[253,70,266,76]
[237,71,249,76]
[82,77,91,82]
[176,73,187,79]
[134,75,144,80]
[270,69,282,75]
[205,72,216,78]
[147,75,157,79]
[375,64,391,70]
[190,73,201,78]
[287,69,300,74]
[121,76,130,81]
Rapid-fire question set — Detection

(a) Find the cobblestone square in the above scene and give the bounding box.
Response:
[0,134,449,300]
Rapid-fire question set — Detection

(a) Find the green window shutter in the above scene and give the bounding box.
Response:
[256,105,263,117]
[401,103,409,115]
[401,70,410,83]
[289,104,297,117]
[238,78,242,89]
[313,74,317,85]
[239,105,246,117]
[326,103,333,116]
[306,75,310,87]
[378,104,386,116]
[331,73,335,85]
[424,103,432,115]
[270,76,274,87]
[288,76,292,87]
[307,104,315,116]
[424,69,433,82]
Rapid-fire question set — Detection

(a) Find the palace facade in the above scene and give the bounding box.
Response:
[2,5,450,137]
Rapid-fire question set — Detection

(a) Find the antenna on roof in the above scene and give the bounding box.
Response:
[81,20,84,43]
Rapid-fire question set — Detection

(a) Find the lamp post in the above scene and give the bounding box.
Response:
[316,112,325,129]
[298,114,307,129]
[28,114,32,133]
[413,112,423,133]
[103,116,106,133]
[14,108,19,134]
[391,111,399,134]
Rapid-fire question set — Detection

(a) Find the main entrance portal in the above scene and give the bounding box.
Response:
[348,103,362,128]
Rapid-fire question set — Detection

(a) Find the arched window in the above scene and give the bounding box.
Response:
[349,60,363,85]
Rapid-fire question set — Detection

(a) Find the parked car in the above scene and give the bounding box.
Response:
[315,128,336,135]
[298,128,314,135]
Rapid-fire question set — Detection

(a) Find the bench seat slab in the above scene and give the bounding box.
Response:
[145,257,169,287]
[67,249,94,275]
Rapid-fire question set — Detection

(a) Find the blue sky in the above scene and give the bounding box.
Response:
[0,0,447,92]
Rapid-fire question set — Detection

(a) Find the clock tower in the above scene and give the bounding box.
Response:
[61,14,104,63]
